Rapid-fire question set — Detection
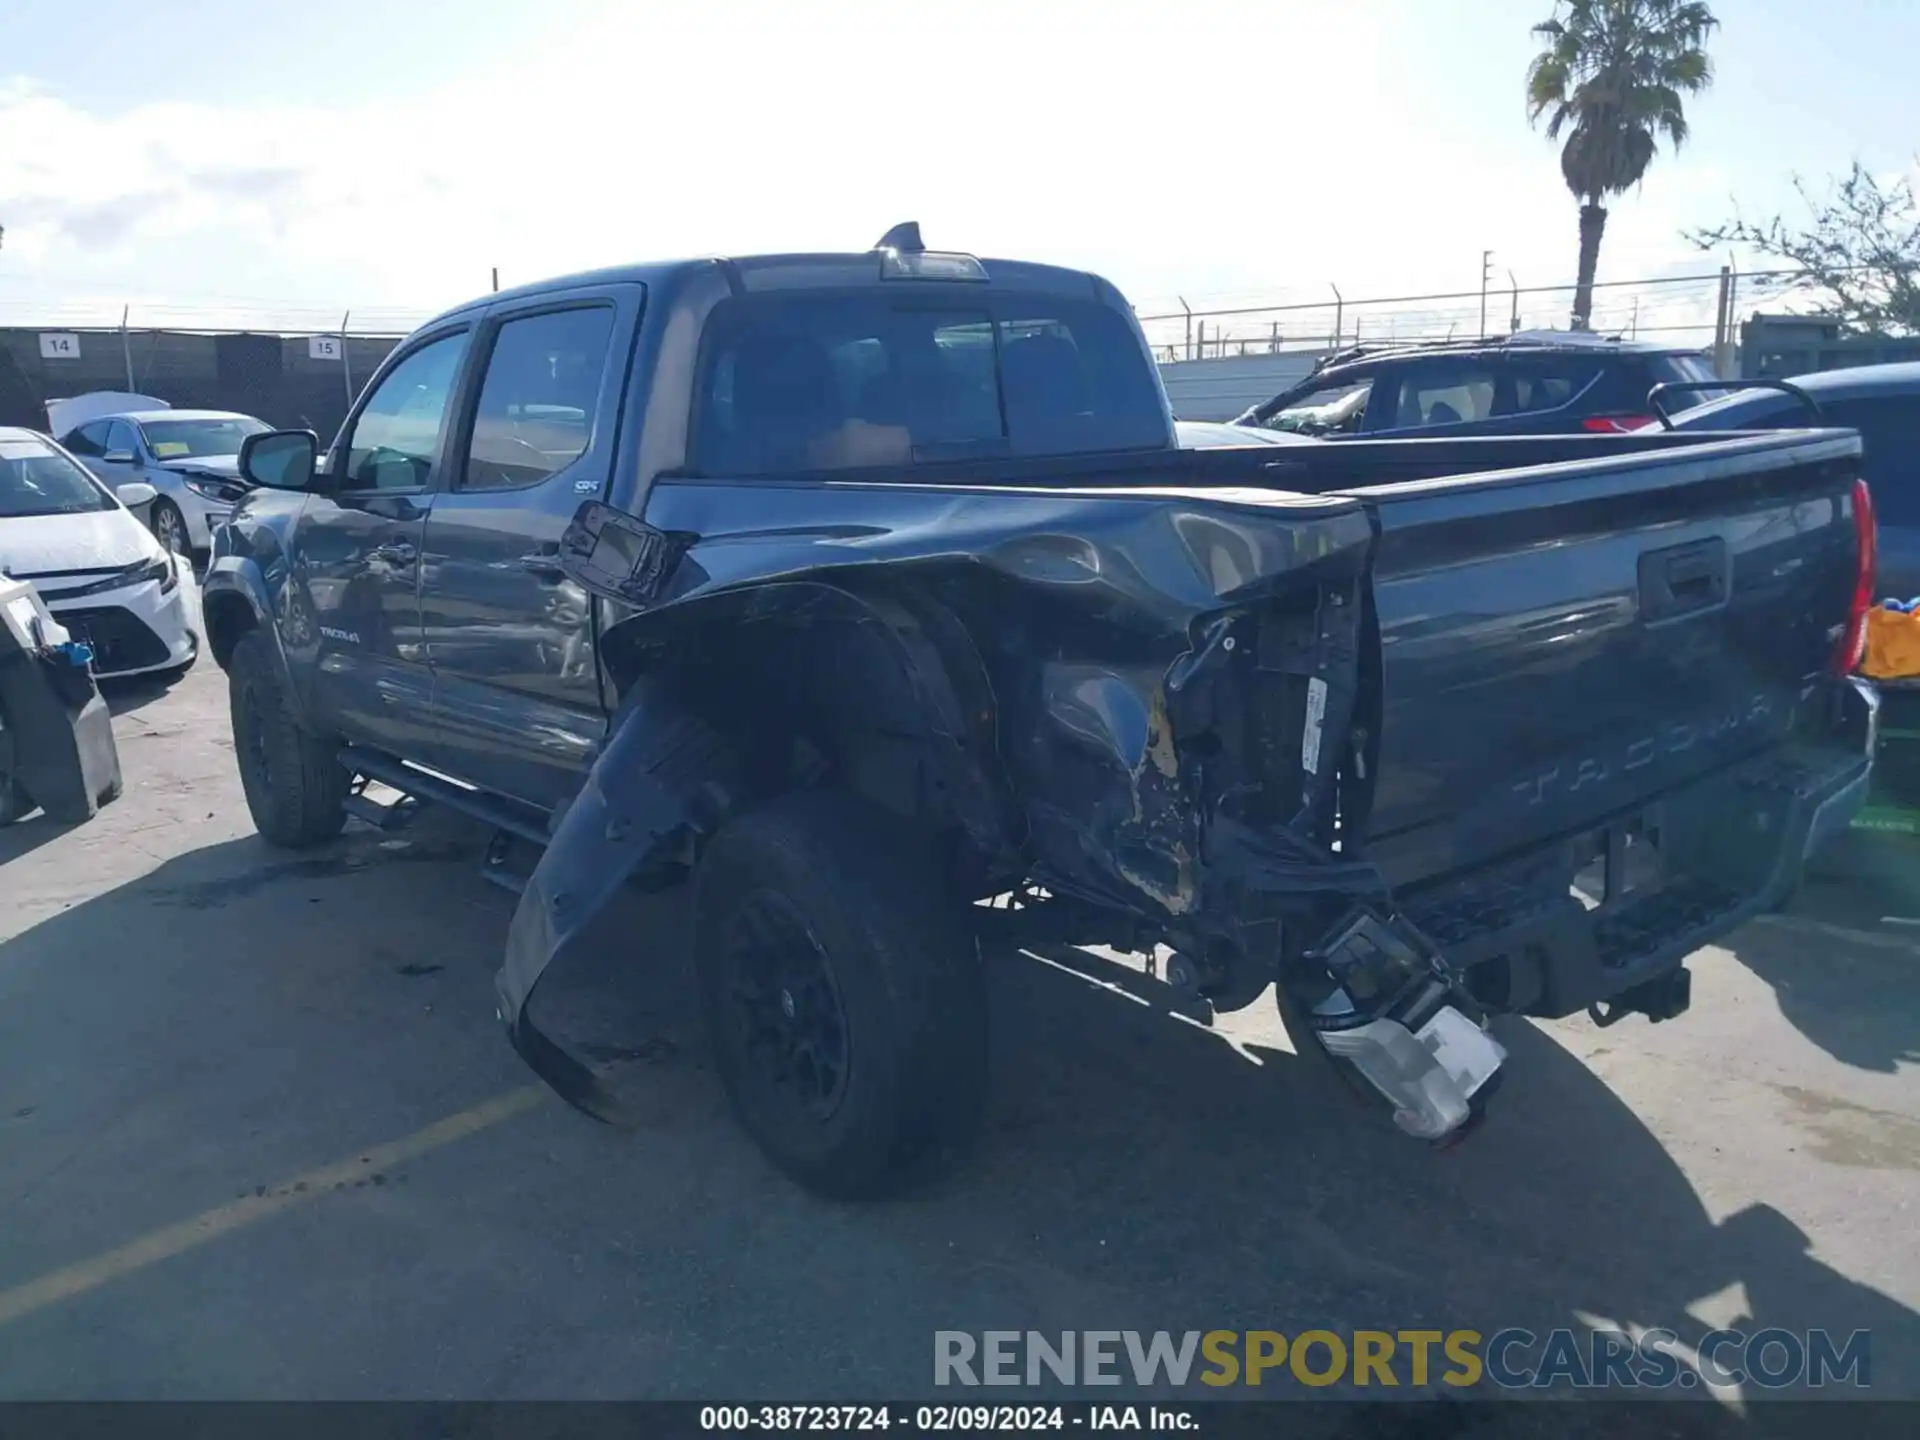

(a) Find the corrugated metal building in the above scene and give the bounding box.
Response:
[0,328,403,439]
[1156,352,1324,422]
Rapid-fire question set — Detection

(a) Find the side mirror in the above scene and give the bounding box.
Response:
[239,429,320,490]
[114,481,158,509]
[102,449,136,465]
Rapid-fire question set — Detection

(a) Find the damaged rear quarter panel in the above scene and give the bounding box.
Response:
[501,469,1377,1116]
[634,475,1376,913]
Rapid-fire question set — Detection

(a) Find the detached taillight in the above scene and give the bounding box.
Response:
[1836,477,1877,674]
[1582,414,1657,433]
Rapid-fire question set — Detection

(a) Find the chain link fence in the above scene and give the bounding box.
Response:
[1131,267,1825,366]
[0,264,1885,438]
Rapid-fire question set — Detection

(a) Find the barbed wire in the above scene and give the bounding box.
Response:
[1139,265,1823,361]
[0,264,1834,349]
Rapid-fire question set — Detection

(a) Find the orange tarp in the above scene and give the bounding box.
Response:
[1862,606,1920,681]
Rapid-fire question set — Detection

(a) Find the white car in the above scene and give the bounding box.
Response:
[59,409,270,557]
[0,427,198,679]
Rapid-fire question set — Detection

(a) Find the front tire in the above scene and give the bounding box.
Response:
[228,629,348,848]
[694,791,987,1199]
[150,499,190,557]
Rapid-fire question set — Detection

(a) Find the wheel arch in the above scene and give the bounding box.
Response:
[596,577,1023,874]
[200,556,300,697]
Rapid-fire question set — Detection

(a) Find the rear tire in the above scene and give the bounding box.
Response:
[229,628,348,849]
[694,790,987,1199]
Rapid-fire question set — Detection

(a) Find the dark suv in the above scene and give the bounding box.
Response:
[1234,333,1723,439]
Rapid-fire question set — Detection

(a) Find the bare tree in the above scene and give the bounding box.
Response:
[1690,162,1920,335]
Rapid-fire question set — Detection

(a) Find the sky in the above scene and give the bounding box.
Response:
[1,0,1916,341]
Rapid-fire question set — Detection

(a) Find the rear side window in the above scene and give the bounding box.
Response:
[1825,396,1920,527]
[1392,366,1497,428]
[1651,353,1732,410]
[62,422,109,458]
[463,306,616,491]
[1504,360,1601,416]
[692,294,1166,476]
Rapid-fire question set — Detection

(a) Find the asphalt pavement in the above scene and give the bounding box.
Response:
[1,657,1916,1431]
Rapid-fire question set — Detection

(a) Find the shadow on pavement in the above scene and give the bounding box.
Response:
[0,818,1913,1422]
[98,665,196,718]
[1726,831,1920,1072]
[0,811,79,866]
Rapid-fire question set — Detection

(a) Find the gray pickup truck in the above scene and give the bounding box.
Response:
[203,226,1877,1197]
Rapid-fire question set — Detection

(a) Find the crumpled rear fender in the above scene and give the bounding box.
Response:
[495,674,741,1123]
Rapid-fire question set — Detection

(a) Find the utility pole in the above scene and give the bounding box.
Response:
[491,267,500,293]
[1712,264,1733,378]
[1479,250,1494,338]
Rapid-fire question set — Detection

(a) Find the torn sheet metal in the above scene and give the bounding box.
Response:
[562,478,1390,937]
[497,675,739,1123]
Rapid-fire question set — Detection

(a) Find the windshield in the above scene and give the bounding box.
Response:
[140,415,269,460]
[0,436,117,518]
[1269,381,1371,435]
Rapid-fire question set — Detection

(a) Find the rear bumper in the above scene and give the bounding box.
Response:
[1401,678,1877,1021]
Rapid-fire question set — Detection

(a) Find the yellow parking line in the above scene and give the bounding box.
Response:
[0,1085,547,1328]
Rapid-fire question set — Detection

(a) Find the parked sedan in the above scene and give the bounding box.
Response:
[60,409,270,558]
[0,429,198,678]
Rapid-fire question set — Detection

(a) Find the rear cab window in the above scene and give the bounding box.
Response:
[691,292,1167,476]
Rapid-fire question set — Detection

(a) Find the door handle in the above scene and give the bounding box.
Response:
[518,552,567,580]
[370,541,417,565]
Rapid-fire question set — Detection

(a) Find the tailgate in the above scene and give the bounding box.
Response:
[1340,430,1865,888]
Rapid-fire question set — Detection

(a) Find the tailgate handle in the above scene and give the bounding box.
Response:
[1639,538,1728,622]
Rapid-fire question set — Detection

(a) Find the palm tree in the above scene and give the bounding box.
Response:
[1527,0,1718,329]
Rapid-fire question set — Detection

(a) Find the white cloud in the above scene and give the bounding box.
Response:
[0,0,1852,334]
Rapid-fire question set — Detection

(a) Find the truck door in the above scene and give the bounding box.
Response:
[294,326,470,751]
[416,286,638,809]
